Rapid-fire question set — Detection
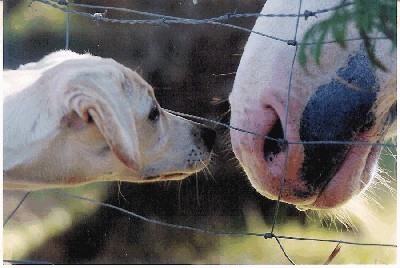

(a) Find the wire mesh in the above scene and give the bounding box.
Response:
[4,0,397,264]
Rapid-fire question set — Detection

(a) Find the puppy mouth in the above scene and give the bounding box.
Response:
[144,172,190,182]
[141,150,213,183]
[143,159,211,182]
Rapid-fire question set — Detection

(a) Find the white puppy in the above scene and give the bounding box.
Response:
[4,50,216,190]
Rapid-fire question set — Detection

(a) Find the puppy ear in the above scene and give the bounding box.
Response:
[64,72,141,170]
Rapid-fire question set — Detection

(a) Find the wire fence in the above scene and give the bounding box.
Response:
[4,0,397,265]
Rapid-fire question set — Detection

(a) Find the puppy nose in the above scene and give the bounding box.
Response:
[200,126,216,152]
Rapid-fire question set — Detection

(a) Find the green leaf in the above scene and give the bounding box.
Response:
[299,0,396,70]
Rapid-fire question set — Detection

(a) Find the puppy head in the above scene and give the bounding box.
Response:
[60,56,216,185]
[4,52,215,190]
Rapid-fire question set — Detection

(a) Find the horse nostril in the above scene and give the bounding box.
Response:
[263,116,285,162]
[200,127,216,152]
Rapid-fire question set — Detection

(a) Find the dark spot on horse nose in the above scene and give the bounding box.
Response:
[299,45,377,190]
[200,126,216,152]
[300,81,376,190]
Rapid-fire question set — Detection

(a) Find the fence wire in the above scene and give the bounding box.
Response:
[33,0,389,48]
[5,0,397,265]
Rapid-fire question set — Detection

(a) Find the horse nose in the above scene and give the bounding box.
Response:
[300,79,376,190]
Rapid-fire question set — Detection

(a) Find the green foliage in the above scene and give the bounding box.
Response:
[299,0,396,71]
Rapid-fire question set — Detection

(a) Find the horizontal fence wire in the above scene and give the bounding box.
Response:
[5,0,398,265]
[166,109,396,148]
[50,189,397,248]
[33,0,389,46]
[4,189,396,265]
[3,259,55,265]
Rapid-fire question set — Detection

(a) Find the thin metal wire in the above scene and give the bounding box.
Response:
[274,235,397,247]
[65,1,69,49]
[49,190,265,237]
[50,190,397,248]
[164,109,396,148]
[273,236,296,265]
[3,259,54,265]
[52,0,354,20]
[3,192,31,227]
[33,0,389,46]
[271,0,303,238]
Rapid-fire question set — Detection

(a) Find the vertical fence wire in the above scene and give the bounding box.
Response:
[270,0,303,235]
[65,1,69,49]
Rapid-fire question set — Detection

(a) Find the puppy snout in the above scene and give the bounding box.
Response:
[200,126,216,152]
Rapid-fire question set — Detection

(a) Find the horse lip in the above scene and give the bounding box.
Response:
[298,128,381,210]
[231,93,380,209]
[259,117,381,209]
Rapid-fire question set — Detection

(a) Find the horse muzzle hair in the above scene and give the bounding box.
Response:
[229,0,396,210]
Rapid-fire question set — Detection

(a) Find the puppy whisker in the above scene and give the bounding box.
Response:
[117,181,129,204]
[195,173,200,207]
[199,158,216,182]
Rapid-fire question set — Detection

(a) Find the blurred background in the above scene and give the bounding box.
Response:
[3,0,397,264]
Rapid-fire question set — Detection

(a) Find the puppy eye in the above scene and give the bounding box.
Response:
[148,106,160,121]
